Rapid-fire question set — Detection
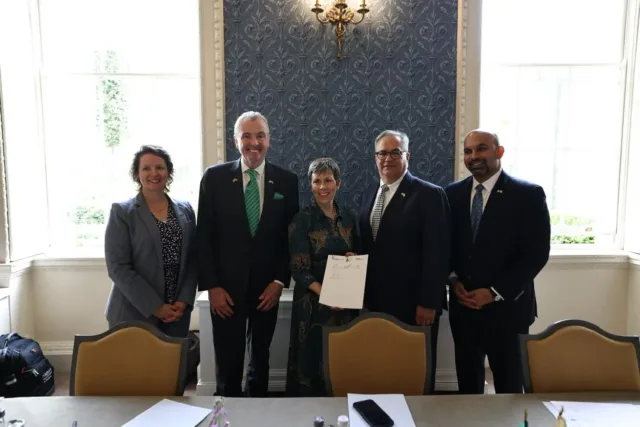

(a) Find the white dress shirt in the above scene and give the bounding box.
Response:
[241,159,265,216]
[240,159,284,287]
[369,169,408,227]
[470,168,502,214]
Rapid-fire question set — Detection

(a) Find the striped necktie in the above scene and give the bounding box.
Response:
[371,184,389,242]
[245,168,260,236]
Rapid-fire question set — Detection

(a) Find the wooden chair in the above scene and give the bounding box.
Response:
[70,321,189,396]
[519,319,640,393]
[323,312,431,396]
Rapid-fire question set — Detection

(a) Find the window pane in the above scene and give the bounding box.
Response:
[482,0,626,64]
[39,0,199,75]
[42,76,201,250]
[0,0,50,260]
[480,65,624,241]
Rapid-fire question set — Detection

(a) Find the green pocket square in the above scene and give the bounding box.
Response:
[274,192,284,200]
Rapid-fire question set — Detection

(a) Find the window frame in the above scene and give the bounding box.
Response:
[457,0,640,251]
[0,0,225,260]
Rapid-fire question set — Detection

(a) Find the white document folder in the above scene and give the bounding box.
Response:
[319,255,368,309]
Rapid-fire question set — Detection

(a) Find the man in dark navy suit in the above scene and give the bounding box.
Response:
[197,111,299,397]
[359,130,451,393]
[447,129,550,394]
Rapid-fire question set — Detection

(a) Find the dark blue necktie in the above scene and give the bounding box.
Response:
[471,183,485,238]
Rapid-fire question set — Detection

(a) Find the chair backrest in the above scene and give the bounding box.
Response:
[323,312,431,396]
[520,319,640,393]
[70,321,189,396]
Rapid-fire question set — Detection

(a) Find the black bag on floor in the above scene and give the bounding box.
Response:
[0,333,55,397]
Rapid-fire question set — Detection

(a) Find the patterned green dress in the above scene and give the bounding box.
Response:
[285,201,360,397]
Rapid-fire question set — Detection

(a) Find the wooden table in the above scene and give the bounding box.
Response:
[1,393,639,426]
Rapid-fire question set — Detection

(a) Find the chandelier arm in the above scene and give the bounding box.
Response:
[315,12,330,24]
[351,12,367,25]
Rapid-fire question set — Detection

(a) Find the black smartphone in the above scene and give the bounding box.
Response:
[352,399,394,427]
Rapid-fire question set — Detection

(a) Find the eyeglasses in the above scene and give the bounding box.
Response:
[375,149,405,160]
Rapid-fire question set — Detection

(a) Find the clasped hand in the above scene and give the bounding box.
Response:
[454,282,494,309]
[154,301,187,323]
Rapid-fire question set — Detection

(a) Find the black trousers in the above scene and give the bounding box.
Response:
[449,312,528,394]
[211,295,278,397]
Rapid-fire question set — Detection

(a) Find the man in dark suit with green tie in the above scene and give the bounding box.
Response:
[197,111,299,397]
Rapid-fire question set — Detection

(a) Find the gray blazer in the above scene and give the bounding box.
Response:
[104,193,198,325]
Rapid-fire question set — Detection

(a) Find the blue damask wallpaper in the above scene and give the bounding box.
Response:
[224,0,457,209]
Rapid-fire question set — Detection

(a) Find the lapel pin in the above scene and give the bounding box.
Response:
[232,178,239,183]
[497,189,503,193]
[268,180,274,184]
[401,193,406,197]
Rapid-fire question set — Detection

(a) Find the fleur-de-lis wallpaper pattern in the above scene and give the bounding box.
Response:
[225,0,457,209]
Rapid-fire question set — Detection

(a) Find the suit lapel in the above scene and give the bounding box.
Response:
[135,193,163,268]
[475,172,508,241]
[361,184,378,244]
[462,177,473,241]
[375,172,411,241]
[229,160,252,240]
[259,162,276,233]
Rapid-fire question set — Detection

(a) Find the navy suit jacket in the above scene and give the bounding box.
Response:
[358,171,451,324]
[196,159,299,302]
[446,171,551,328]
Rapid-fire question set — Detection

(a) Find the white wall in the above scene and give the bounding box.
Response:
[626,256,640,335]
[532,254,630,335]
[2,253,629,375]
[0,262,35,338]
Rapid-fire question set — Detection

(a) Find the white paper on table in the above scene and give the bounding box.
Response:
[121,399,212,427]
[347,393,415,427]
[542,401,640,427]
[319,255,368,309]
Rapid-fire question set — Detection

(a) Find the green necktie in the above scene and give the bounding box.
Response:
[244,168,260,236]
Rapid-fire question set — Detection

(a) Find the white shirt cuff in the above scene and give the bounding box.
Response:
[490,286,504,301]
[274,280,285,287]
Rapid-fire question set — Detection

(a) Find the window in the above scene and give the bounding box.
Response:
[479,0,632,246]
[1,0,202,258]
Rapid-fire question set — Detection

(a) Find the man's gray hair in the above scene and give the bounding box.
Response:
[374,130,410,152]
[307,157,341,183]
[234,111,270,137]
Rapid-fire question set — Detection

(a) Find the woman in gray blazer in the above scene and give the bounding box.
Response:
[104,145,197,338]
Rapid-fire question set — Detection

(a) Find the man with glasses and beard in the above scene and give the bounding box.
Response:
[359,130,451,393]
[197,111,299,397]
[446,129,550,394]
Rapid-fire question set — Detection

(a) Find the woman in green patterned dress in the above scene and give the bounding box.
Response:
[285,157,360,397]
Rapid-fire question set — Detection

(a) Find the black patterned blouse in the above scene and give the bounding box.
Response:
[154,204,183,304]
